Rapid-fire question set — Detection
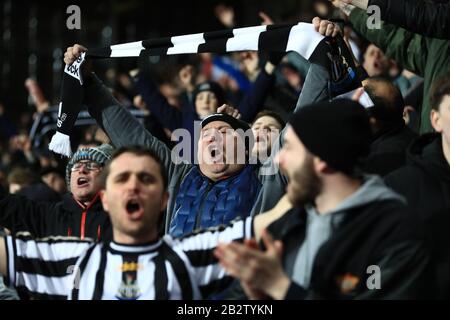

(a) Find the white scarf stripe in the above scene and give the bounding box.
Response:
[286,23,324,59]
[167,33,205,55]
[111,41,145,51]
[226,25,267,51]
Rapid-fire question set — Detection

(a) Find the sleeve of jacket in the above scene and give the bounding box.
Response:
[354,241,434,299]
[134,73,184,131]
[237,68,275,122]
[348,7,428,77]
[369,0,450,40]
[0,190,56,237]
[83,74,191,184]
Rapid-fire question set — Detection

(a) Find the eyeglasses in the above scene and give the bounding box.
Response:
[71,161,102,172]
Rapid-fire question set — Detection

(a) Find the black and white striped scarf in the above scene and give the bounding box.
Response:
[49,22,372,156]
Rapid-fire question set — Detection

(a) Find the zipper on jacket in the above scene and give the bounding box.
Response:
[194,182,213,230]
[75,192,100,240]
[80,211,87,240]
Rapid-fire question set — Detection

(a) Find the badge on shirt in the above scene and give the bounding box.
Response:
[115,274,141,300]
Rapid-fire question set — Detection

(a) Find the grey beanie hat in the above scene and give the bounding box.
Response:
[65,143,114,189]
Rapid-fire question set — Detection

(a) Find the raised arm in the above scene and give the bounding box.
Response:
[347,7,430,77]
[133,72,184,131]
[343,0,450,40]
[83,73,192,183]
[64,44,192,183]
[237,61,277,122]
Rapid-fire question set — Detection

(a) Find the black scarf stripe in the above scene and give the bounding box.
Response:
[162,242,194,300]
[142,37,174,49]
[71,244,98,300]
[153,249,169,300]
[184,248,218,268]
[259,25,294,52]
[198,29,234,53]
[16,257,79,278]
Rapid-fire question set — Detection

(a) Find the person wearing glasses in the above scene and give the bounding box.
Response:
[0,144,114,244]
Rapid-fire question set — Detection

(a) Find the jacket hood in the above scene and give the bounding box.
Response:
[334,175,405,212]
[307,175,405,218]
[406,133,450,183]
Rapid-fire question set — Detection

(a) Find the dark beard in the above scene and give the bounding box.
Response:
[287,155,322,207]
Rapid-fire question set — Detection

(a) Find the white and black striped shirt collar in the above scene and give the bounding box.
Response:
[108,239,163,254]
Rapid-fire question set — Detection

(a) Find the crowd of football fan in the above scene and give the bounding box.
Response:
[0,0,449,300]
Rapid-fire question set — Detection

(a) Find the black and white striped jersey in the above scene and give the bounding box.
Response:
[3,217,254,300]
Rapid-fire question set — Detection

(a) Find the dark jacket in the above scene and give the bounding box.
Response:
[385,133,450,298]
[364,122,418,176]
[169,165,261,237]
[369,0,450,40]
[268,201,433,299]
[17,183,62,203]
[0,191,111,241]
[385,133,450,216]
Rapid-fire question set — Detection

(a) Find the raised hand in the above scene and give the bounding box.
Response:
[214,4,235,28]
[259,11,274,25]
[217,104,242,119]
[63,44,87,65]
[63,44,92,77]
[214,229,291,300]
[312,17,342,37]
[178,64,196,93]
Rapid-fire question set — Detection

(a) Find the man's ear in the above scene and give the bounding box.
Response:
[314,156,337,175]
[99,189,109,212]
[313,156,328,174]
[431,109,442,133]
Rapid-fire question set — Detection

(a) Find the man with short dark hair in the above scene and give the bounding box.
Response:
[251,110,285,163]
[363,76,418,175]
[0,145,292,300]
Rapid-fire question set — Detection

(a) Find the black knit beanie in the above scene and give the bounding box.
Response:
[192,81,226,106]
[289,99,372,174]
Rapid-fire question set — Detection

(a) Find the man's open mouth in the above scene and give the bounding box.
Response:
[209,146,223,163]
[126,199,141,214]
[77,177,89,186]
